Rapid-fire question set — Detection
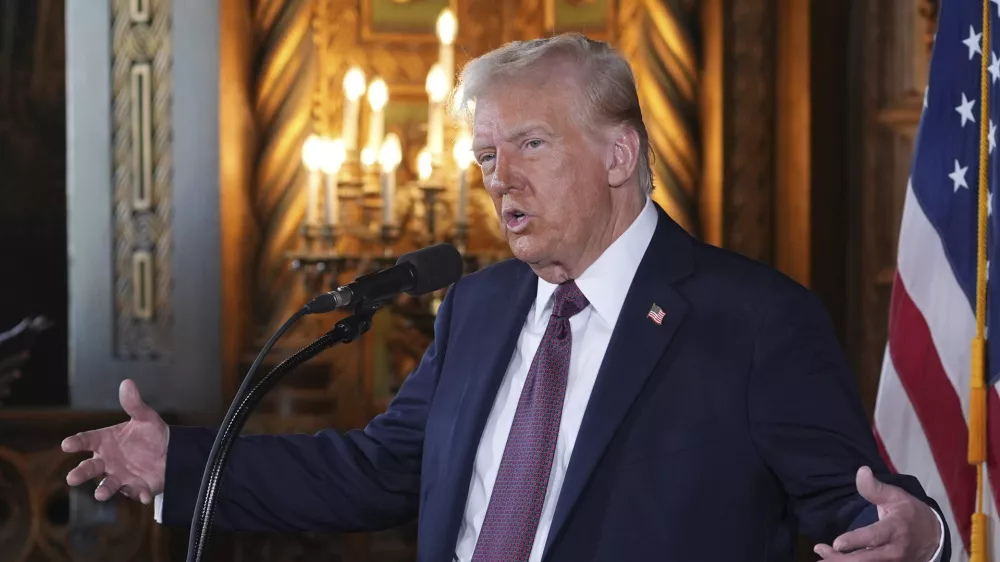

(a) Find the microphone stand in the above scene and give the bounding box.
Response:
[185,301,383,562]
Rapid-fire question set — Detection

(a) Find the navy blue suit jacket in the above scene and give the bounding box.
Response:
[162,204,950,560]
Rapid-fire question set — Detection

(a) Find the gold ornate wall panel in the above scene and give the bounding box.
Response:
[111,0,173,359]
[251,0,317,332]
[619,0,699,234]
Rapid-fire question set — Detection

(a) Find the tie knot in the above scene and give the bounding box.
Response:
[552,281,589,319]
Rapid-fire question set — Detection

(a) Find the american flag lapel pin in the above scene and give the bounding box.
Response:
[646,303,665,325]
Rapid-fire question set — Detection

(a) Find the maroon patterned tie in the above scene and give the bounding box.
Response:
[472,280,590,562]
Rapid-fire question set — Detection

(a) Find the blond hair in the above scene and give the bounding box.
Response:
[451,33,654,195]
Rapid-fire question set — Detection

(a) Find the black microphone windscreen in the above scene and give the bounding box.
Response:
[396,243,464,295]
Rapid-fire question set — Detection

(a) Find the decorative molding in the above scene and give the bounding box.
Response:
[359,0,461,44]
[723,0,776,262]
[111,0,173,359]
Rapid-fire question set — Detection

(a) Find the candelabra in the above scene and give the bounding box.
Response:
[288,8,506,317]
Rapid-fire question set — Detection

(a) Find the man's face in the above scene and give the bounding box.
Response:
[472,71,613,275]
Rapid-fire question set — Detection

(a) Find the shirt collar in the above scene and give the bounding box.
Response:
[532,197,658,326]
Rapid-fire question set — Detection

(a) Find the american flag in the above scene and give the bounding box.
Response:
[646,303,665,325]
[875,1,1000,559]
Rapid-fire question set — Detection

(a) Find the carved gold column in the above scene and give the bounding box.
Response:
[619,0,699,235]
[251,0,316,330]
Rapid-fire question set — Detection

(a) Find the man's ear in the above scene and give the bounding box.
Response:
[607,127,641,188]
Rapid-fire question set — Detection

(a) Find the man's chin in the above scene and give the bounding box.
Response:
[507,236,543,263]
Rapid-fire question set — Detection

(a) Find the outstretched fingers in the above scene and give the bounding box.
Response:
[61,428,105,454]
[119,379,156,422]
[66,457,106,486]
[95,474,123,501]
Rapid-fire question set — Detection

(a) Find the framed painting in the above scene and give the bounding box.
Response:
[545,0,616,41]
[361,0,461,43]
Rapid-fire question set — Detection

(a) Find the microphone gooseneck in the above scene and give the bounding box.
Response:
[185,243,465,562]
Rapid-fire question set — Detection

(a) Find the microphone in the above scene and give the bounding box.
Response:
[303,243,464,314]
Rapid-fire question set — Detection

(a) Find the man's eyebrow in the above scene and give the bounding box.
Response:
[504,123,551,142]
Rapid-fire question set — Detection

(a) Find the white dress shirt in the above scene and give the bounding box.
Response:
[452,197,659,562]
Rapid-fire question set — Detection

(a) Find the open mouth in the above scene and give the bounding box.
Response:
[503,209,529,232]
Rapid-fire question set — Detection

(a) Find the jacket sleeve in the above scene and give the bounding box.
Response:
[746,284,950,557]
[159,282,458,533]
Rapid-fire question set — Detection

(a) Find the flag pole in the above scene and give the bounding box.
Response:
[970,0,991,560]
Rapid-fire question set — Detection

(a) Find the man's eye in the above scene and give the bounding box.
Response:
[525,139,543,149]
[479,153,495,164]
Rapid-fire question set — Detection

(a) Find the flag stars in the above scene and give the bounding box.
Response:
[990,190,995,217]
[964,26,984,59]
[992,120,997,154]
[950,159,970,192]
[957,93,977,127]
[991,51,1000,84]
[994,0,1000,16]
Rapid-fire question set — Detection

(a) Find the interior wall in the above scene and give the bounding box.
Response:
[66,0,223,421]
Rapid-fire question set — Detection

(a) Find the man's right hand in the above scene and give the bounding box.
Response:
[61,379,168,504]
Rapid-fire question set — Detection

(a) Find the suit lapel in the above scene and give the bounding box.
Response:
[542,208,695,558]
[434,261,538,558]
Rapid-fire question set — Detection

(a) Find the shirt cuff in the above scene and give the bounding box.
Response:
[928,508,945,562]
[154,493,163,523]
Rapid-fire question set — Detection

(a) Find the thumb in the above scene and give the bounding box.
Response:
[856,465,898,506]
[119,379,155,422]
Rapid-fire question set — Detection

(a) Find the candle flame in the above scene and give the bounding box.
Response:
[367,78,388,111]
[361,146,378,169]
[301,134,324,171]
[436,9,457,45]
[453,132,474,169]
[343,67,366,101]
[417,148,433,181]
[426,64,449,103]
[378,133,403,171]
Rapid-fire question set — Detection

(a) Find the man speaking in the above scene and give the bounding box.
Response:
[62,35,948,561]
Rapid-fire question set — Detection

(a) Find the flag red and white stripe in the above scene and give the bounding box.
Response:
[875,186,1000,561]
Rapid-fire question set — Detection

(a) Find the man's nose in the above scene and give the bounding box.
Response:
[487,154,519,194]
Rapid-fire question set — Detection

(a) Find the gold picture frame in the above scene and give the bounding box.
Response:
[544,0,617,41]
[360,0,461,43]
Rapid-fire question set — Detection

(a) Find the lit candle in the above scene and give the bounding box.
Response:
[366,78,388,155]
[361,146,378,171]
[436,9,457,92]
[342,67,366,152]
[301,134,324,226]
[452,131,474,222]
[320,138,347,226]
[417,147,433,183]
[426,64,448,160]
[378,133,402,225]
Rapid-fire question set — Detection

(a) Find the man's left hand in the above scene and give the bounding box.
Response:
[814,466,941,561]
